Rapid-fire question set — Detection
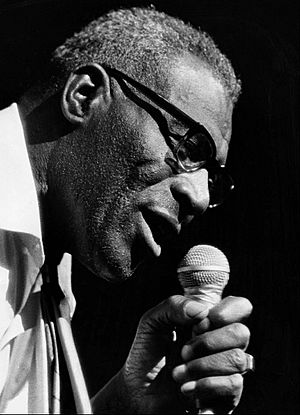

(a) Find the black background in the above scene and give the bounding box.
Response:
[0,1,299,413]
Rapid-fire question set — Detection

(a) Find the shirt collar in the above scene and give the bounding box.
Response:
[0,103,43,241]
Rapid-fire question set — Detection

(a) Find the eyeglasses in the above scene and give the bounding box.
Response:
[105,66,234,208]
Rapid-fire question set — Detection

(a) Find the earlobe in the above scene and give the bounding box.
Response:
[61,63,111,124]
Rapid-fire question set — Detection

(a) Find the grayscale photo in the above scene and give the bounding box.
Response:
[0,1,298,414]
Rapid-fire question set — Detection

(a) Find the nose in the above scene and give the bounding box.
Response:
[170,169,210,222]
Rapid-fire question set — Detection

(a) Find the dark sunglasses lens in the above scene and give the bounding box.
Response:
[208,166,234,208]
[177,131,215,170]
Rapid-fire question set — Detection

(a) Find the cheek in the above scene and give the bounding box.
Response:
[141,117,171,163]
[217,139,229,164]
[106,105,172,189]
[116,97,169,158]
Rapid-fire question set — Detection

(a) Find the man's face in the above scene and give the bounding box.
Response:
[48,54,233,282]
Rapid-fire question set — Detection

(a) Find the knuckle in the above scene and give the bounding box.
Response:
[181,299,191,315]
[165,295,177,309]
[200,332,215,351]
[230,323,251,345]
[167,294,182,307]
[200,376,215,390]
[139,295,184,330]
[139,295,180,322]
[214,307,228,325]
[229,373,244,393]
[165,295,184,318]
[139,307,152,323]
[229,348,247,371]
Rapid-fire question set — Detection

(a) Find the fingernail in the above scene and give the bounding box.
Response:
[172,364,187,382]
[181,344,193,361]
[181,381,197,395]
[185,301,208,319]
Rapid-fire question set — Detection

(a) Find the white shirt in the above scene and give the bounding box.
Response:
[0,104,90,414]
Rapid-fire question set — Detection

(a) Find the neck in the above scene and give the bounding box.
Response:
[18,90,73,196]
[18,91,73,263]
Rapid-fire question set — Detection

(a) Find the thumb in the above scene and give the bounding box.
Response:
[124,295,209,383]
[139,295,209,335]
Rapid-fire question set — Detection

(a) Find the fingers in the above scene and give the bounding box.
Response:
[140,295,252,334]
[140,295,209,333]
[180,374,244,412]
[170,297,252,413]
[182,323,250,361]
[209,296,253,327]
[194,296,253,334]
[173,348,251,383]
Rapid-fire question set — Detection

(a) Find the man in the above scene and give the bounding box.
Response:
[0,6,253,414]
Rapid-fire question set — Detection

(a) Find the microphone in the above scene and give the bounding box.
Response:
[177,245,230,414]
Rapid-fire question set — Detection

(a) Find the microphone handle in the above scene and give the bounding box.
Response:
[184,286,223,415]
[177,245,230,414]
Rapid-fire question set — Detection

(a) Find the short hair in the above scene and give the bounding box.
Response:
[50,7,241,104]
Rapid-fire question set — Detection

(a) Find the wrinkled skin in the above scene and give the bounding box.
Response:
[27,52,252,413]
[92,295,252,414]
[46,53,232,282]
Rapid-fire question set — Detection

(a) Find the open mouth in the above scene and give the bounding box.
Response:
[140,207,181,250]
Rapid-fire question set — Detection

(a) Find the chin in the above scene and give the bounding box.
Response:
[79,229,154,283]
[87,249,143,283]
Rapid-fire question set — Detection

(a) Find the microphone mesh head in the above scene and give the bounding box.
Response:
[177,245,230,288]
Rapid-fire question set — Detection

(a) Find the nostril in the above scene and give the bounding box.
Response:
[171,187,194,220]
[170,174,209,221]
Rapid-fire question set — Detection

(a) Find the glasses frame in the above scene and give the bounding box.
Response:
[104,66,234,207]
[105,66,217,169]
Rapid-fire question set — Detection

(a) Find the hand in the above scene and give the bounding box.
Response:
[172,296,253,414]
[91,295,252,414]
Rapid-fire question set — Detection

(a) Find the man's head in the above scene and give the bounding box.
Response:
[24,7,241,282]
[50,7,240,101]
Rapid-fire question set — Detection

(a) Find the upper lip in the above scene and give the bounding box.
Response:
[140,206,181,248]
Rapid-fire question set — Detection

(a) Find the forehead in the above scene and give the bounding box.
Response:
[168,53,233,159]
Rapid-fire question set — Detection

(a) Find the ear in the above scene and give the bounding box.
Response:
[61,63,111,124]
